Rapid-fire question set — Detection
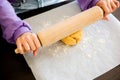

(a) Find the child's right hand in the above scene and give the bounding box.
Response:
[16,32,41,56]
[96,0,120,21]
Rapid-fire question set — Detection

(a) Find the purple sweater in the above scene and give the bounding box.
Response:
[77,0,99,10]
[0,0,99,44]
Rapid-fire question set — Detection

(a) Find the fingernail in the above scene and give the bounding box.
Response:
[34,52,37,56]
[34,53,36,56]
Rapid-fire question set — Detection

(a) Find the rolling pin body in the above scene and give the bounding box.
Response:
[15,6,103,53]
[37,6,103,47]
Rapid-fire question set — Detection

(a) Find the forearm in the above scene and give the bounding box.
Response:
[0,0,31,44]
[77,0,99,10]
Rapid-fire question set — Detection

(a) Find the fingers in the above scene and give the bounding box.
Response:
[16,33,31,54]
[107,0,113,12]
[32,33,41,56]
[16,39,24,54]
[96,0,120,21]
[33,48,39,56]
[101,1,110,16]
[96,0,110,17]
[26,34,36,52]
[111,0,120,12]
[16,32,41,56]
[111,0,117,11]
[21,37,31,52]
[114,0,120,7]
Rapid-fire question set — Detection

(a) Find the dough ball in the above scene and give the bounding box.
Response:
[61,30,83,46]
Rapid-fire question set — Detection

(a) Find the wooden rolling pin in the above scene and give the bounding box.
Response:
[15,6,103,53]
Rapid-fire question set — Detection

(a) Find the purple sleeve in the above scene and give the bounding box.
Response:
[77,0,99,10]
[0,0,31,44]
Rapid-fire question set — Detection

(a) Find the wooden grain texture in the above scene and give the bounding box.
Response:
[37,6,103,47]
[94,65,120,80]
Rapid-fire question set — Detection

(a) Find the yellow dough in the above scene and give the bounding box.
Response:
[61,30,83,46]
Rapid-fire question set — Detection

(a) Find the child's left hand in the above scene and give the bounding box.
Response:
[96,0,120,21]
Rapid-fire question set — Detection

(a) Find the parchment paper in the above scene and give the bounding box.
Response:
[24,1,120,80]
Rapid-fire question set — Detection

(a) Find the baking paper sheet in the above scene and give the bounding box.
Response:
[24,1,120,80]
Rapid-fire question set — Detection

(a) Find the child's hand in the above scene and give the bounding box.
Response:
[16,32,41,56]
[96,0,120,20]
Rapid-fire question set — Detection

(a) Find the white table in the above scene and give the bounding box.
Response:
[24,1,120,80]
